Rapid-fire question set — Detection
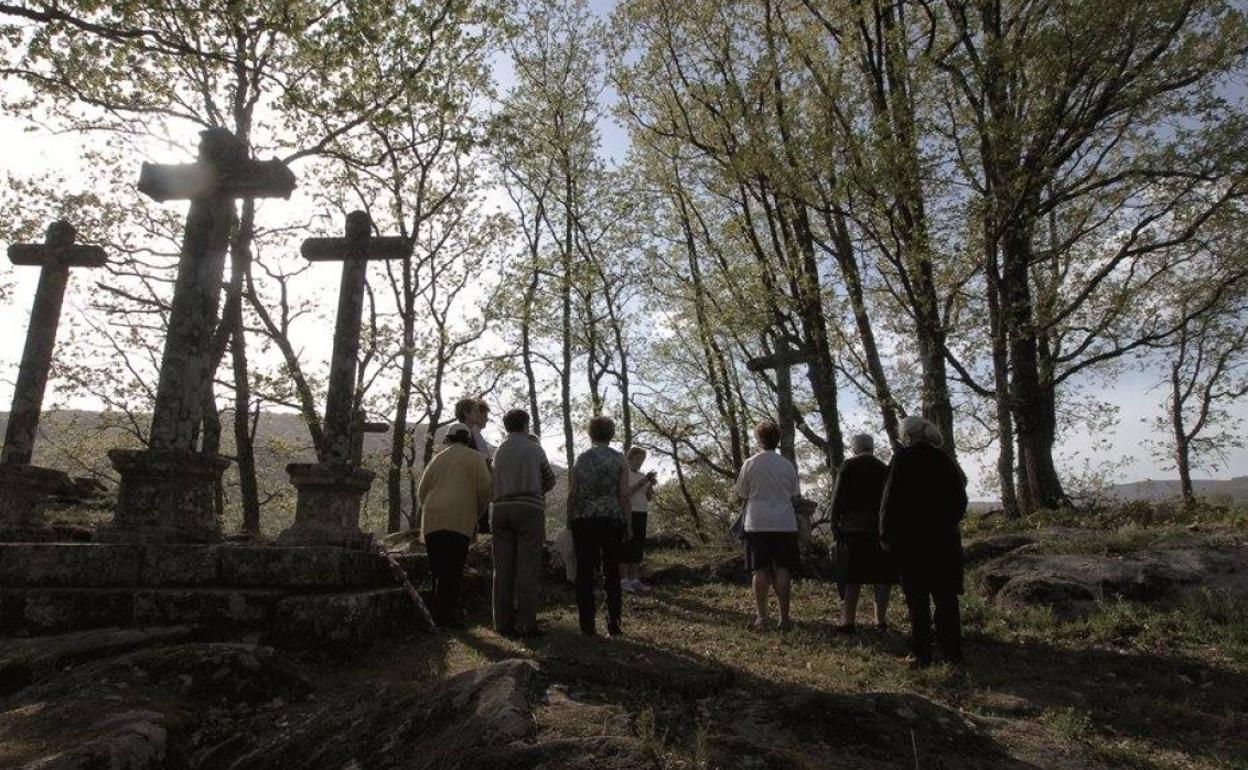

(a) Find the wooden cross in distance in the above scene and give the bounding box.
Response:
[747,335,816,462]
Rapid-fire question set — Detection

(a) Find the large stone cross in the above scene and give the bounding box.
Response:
[3,222,107,466]
[278,211,411,549]
[746,335,815,463]
[100,128,295,544]
[0,221,107,540]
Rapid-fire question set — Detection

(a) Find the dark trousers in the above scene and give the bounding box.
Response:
[901,574,962,663]
[426,530,470,625]
[571,518,623,633]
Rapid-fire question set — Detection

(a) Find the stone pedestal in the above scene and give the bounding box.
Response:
[96,449,229,544]
[0,464,74,541]
[276,463,374,550]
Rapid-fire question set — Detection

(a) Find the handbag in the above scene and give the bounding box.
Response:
[730,507,747,541]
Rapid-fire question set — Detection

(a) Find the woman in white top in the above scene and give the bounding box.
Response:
[734,420,800,630]
[621,447,657,593]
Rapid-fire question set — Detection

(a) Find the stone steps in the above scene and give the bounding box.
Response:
[0,543,426,589]
[0,543,431,648]
[0,586,418,645]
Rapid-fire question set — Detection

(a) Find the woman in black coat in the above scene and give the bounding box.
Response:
[828,433,896,632]
[879,416,968,666]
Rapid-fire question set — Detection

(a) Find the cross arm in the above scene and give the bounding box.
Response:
[747,348,817,372]
[8,243,107,268]
[137,159,296,202]
[301,237,413,262]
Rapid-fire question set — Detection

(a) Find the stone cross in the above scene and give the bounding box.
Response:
[0,221,106,541]
[277,211,410,549]
[746,335,815,463]
[302,211,411,466]
[350,410,390,466]
[3,221,107,466]
[100,128,295,544]
[140,128,295,452]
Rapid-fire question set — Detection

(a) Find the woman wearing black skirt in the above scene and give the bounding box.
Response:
[828,434,896,633]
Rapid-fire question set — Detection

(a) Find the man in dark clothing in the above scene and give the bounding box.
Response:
[880,417,968,666]
[828,434,896,632]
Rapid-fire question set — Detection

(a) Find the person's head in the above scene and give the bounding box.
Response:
[755,420,781,452]
[443,421,473,446]
[454,397,478,424]
[473,399,490,428]
[899,416,939,448]
[587,415,615,445]
[850,433,875,456]
[627,446,647,471]
[503,408,530,435]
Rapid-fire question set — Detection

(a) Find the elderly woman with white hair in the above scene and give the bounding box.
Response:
[880,416,968,667]
[828,433,896,633]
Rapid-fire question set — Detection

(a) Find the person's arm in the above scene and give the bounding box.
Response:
[628,474,651,495]
[618,461,632,517]
[417,458,435,505]
[878,453,904,550]
[565,469,578,528]
[734,460,750,500]
[539,455,557,494]
[952,459,969,523]
[476,457,492,516]
[828,461,849,532]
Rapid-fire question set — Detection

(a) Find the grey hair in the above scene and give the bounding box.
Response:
[850,434,875,454]
[899,416,933,448]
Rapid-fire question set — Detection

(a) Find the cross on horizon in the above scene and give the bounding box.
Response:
[302,210,412,467]
[3,221,107,467]
[747,334,816,463]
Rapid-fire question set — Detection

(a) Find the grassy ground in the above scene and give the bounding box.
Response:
[320,512,1248,770]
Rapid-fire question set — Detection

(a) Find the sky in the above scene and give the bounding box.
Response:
[1,1,1245,500]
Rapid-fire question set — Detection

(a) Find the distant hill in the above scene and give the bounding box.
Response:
[0,409,569,536]
[1104,476,1248,505]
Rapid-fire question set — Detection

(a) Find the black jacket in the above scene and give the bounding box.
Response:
[879,442,968,592]
[829,454,889,534]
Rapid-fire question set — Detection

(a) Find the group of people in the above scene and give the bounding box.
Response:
[416,395,968,667]
[416,398,655,637]
[734,415,968,667]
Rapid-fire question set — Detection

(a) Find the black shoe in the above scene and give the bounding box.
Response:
[517,628,546,639]
[607,625,623,638]
[832,624,857,635]
[581,626,597,637]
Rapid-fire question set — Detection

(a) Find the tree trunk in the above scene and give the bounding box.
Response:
[522,268,542,437]
[230,199,260,534]
[1004,221,1068,510]
[387,250,416,534]
[985,233,1021,519]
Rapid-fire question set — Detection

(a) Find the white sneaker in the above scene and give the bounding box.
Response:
[633,580,653,593]
[620,579,638,593]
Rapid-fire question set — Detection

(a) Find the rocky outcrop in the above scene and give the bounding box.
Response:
[980,545,1248,617]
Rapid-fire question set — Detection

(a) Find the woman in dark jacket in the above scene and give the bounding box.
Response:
[829,433,896,633]
[880,416,968,666]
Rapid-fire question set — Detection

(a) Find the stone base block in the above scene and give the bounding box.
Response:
[0,542,430,646]
[97,449,230,544]
[276,463,375,549]
[0,465,75,542]
[0,543,426,590]
[0,586,416,645]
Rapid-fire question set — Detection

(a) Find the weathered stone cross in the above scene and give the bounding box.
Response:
[100,128,295,544]
[0,221,107,540]
[746,334,815,463]
[278,211,411,549]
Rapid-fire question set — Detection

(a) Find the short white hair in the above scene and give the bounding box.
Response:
[900,416,940,448]
[850,434,874,454]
